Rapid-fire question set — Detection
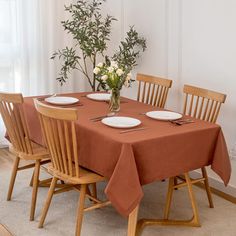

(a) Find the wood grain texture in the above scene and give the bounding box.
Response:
[34,99,109,236]
[0,92,50,221]
[136,73,172,108]
[183,84,226,123]
[181,84,226,204]
[163,85,227,228]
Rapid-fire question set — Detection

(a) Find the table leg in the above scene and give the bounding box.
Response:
[136,172,201,234]
[127,205,139,236]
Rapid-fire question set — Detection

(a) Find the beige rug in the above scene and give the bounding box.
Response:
[1,149,236,236]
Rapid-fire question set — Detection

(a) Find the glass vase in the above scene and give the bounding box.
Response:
[109,88,120,112]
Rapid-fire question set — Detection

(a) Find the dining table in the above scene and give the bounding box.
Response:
[22,92,231,236]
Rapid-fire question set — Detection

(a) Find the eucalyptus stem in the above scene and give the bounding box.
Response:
[83,54,88,76]
[77,61,94,89]
[51,0,146,91]
[82,53,94,89]
[96,82,101,91]
[93,54,96,91]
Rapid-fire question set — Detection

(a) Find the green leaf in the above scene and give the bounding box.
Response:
[53,1,146,90]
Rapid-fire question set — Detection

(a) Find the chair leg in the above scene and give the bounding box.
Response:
[174,177,178,186]
[86,185,95,204]
[38,177,58,228]
[164,177,175,219]
[184,172,200,225]
[30,160,41,221]
[7,156,20,201]
[90,183,98,204]
[174,177,178,190]
[75,184,87,236]
[91,183,97,199]
[201,167,214,208]
[29,170,34,187]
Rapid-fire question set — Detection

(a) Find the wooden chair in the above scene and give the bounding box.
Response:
[34,99,110,236]
[164,84,226,226]
[0,92,50,221]
[136,73,172,108]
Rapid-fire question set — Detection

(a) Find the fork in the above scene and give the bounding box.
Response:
[170,119,194,125]
[37,93,57,101]
[90,112,116,121]
[120,127,147,134]
[59,103,83,108]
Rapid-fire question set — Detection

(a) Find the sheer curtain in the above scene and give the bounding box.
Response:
[0,0,84,146]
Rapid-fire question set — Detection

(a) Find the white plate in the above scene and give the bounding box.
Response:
[86,93,111,101]
[45,96,79,105]
[146,111,182,121]
[102,116,141,129]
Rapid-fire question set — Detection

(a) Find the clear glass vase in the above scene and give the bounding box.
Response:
[109,88,120,112]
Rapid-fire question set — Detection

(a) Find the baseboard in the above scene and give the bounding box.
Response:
[190,170,236,203]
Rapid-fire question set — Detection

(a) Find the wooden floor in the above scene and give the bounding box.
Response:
[1,147,236,236]
[0,147,34,168]
[0,149,14,236]
[0,224,13,236]
[0,148,14,165]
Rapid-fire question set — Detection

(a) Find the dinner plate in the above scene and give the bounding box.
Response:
[86,93,111,101]
[146,111,182,121]
[45,96,79,105]
[101,116,141,128]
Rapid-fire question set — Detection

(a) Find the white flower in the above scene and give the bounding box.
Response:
[116,69,124,76]
[93,67,100,75]
[108,67,114,73]
[124,80,129,88]
[97,62,103,67]
[110,61,118,69]
[101,75,108,81]
[126,75,131,81]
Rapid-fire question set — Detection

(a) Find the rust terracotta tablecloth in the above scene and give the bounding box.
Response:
[23,92,231,217]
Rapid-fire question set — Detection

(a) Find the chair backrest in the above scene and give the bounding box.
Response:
[0,92,33,154]
[183,84,226,123]
[34,99,80,178]
[136,73,172,108]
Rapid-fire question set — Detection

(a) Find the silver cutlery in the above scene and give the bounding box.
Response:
[59,103,83,108]
[90,112,116,121]
[170,119,194,125]
[119,127,147,134]
[37,93,57,101]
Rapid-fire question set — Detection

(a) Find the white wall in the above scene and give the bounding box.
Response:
[104,0,236,192]
[181,0,236,193]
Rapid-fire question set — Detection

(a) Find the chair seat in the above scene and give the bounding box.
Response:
[47,163,106,184]
[9,141,49,160]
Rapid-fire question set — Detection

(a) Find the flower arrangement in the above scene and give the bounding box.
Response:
[93,61,133,90]
[94,60,133,111]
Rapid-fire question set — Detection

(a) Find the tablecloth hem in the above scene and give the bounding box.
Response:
[105,188,144,217]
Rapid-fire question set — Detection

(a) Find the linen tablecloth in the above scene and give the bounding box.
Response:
[23,92,231,217]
